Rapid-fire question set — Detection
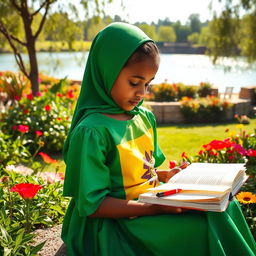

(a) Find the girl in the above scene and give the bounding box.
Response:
[62,22,256,255]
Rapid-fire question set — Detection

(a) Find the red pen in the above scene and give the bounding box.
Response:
[156,188,182,197]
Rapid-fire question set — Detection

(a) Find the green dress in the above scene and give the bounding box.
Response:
[62,108,256,256]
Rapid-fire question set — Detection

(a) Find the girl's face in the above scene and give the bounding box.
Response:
[111,56,159,112]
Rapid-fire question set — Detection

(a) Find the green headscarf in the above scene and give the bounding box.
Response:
[63,22,152,160]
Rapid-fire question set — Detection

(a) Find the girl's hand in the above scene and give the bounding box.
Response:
[153,204,188,214]
[156,162,189,183]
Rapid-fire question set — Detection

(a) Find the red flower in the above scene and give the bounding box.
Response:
[14,95,21,101]
[18,124,29,133]
[181,152,188,159]
[10,183,42,200]
[209,151,218,156]
[169,161,176,169]
[228,155,235,160]
[12,125,17,130]
[36,92,42,97]
[38,152,58,164]
[35,131,43,137]
[44,105,51,111]
[26,93,34,100]
[66,90,74,99]
[203,144,212,151]
[23,109,29,114]
[56,93,63,98]
[198,150,204,155]
[247,149,256,157]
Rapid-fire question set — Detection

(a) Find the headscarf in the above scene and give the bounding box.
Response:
[63,22,153,160]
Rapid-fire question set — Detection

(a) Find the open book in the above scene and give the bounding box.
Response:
[138,163,247,212]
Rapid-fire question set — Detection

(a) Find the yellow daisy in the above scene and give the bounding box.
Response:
[236,192,256,204]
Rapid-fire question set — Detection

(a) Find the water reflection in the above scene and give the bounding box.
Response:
[0,52,255,92]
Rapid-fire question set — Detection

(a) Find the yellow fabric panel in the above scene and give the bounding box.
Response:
[117,128,160,200]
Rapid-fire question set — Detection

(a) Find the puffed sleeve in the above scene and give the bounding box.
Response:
[144,109,165,167]
[63,126,111,217]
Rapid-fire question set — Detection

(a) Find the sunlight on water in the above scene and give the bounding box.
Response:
[1,52,256,93]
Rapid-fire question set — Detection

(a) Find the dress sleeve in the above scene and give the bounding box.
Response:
[63,126,110,217]
[144,109,165,167]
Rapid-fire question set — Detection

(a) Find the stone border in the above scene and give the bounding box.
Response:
[144,99,252,124]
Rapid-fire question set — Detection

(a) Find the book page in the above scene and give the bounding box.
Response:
[168,163,245,188]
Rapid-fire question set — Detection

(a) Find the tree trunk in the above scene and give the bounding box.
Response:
[27,38,39,95]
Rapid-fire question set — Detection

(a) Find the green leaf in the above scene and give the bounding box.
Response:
[30,240,46,254]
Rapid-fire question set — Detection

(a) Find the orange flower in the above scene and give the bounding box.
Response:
[236,192,256,204]
[38,152,58,164]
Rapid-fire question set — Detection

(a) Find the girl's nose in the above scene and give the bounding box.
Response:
[135,85,146,97]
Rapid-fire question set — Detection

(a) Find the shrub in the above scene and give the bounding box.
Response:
[1,78,78,153]
[0,71,31,103]
[147,82,211,102]
[190,127,256,238]
[197,82,213,97]
[180,96,233,123]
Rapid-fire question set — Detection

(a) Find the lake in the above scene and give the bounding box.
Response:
[1,52,256,92]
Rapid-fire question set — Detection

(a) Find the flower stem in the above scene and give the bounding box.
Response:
[25,199,31,232]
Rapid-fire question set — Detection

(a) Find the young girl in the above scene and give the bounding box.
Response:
[62,22,256,255]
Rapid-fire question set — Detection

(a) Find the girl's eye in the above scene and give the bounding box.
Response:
[129,81,139,86]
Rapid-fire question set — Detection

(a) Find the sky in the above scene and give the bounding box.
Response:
[64,0,224,25]
[96,0,223,24]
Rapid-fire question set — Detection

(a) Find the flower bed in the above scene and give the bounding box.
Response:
[0,72,255,253]
[177,127,256,239]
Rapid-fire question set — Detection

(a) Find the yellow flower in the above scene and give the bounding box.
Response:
[236,192,256,204]
[236,124,244,129]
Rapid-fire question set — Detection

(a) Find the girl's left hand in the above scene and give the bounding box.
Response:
[156,162,189,183]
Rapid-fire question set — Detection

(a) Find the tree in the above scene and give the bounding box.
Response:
[187,32,200,44]
[172,21,191,43]
[44,12,83,49]
[187,14,201,33]
[157,26,176,42]
[208,0,256,63]
[137,24,157,41]
[0,0,112,95]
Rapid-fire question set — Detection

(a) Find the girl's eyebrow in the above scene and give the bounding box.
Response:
[131,75,155,81]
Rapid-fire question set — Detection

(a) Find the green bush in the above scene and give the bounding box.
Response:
[147,82,210,102]
[189,128,256,239]
[180,96,233,123]
[1,79,76,153]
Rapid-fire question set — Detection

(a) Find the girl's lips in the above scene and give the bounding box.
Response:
[129,100,140,106]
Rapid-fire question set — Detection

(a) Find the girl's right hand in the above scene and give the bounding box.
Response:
[153,204,188,214]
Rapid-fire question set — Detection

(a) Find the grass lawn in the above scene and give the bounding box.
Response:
[157,118,256,168]
[48,118,256,172]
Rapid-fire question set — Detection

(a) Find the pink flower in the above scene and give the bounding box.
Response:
[12,125,17,130]
[18,124,29,133]
[35,131,43,137]
[36,92,42,97]
[37,172,64,184]
[232,144,247,156]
